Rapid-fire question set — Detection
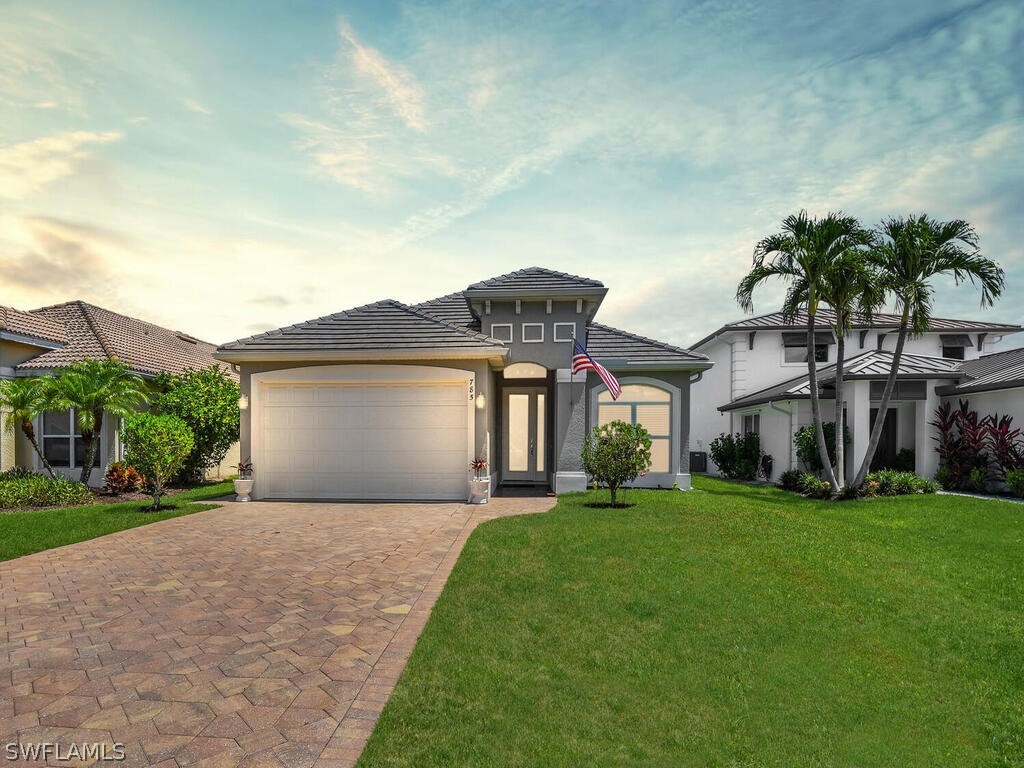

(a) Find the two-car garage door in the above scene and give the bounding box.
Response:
[259,381,469,500]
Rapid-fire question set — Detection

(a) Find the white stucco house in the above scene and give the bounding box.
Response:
[690,310,1022,481]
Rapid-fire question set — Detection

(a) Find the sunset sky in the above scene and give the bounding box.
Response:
[2,0,1021,347]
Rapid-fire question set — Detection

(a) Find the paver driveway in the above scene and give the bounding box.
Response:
[1,496,554,767]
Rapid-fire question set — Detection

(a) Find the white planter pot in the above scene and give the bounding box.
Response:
[468,478,490,504]
[234,478,255,502]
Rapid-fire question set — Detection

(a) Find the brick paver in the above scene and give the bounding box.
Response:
[1,496,554,766]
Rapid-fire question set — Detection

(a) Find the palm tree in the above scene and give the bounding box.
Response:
[0,377,57,478]
[737,210,874,493]
[49,360,149,485]
[852,215,1004,488]
[814,249,883,486]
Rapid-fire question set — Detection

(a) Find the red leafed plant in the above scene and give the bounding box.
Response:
[469,457,488,479]
[985,414,1024,480]
[104,461,144,495]
[931,400,990,490]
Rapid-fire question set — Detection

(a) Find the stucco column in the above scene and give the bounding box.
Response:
[0,406,13,472]
[847,380,870,482]
[916,385,941,479]
[554,368,588,492]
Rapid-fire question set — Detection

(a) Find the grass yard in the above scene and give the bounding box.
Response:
[359,477,1024,768]
[0,481,233,562]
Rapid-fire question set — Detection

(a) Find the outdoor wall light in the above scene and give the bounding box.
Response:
[475,393,486,410]
[238,394,249,410]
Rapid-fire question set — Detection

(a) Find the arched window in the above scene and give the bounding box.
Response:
[597,384,672,472]
[503,362,547,379]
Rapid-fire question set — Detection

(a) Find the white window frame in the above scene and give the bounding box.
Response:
[490,323,513,342]
[40,408,100,470]
[522,323,544,343]
[553,322,577,343]
[742,413,760,435]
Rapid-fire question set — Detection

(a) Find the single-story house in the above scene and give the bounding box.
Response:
[0,300,236,484]
[215,267,712,501]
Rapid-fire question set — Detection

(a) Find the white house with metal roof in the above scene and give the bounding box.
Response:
[690,310,1022,480]
[216,267,712,501]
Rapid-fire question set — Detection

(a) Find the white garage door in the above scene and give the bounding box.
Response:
[259,381,469,500]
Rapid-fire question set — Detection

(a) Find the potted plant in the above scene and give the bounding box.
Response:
[468,457,489,504]
[233,458,254,502]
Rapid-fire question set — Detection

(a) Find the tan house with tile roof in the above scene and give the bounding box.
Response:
[1,300,236,483]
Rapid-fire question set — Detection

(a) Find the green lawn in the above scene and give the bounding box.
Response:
[358,477,1024,768]
[0,481,233,562]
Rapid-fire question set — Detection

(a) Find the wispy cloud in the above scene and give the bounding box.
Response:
[0,131,121,199]
[182,98,213,115]
[336,19,426,132]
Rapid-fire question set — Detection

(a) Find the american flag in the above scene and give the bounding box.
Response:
[572,339,621,400]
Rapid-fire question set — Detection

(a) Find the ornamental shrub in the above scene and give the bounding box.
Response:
[1006,469,1024,498]
[794,422,849,473]
[777,469,803,492]
[152,366,240,484]
[121,413,195,510]
[104,462,144,495]
[709,432,762,480]
[799,473,832,499]
[863,470,939,496]
[0,474,92,509]
[581,421,652,507]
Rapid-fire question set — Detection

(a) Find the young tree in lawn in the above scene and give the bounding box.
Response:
[151,366,240,484]
[121,413,194,510]
[581,421,652,507]
[737,211,873,494]
[0,377,57,478]
[49,360,149,485]
[852,215,1004,488]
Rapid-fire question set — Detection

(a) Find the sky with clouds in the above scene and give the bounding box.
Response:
[1,0,1022,347]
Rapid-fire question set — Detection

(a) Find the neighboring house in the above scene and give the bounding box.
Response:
[691,310,1022,480]
[215,267,712,501]
[0,300,235,484]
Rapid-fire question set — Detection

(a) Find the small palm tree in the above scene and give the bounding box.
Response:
[737,210,873,493]
[49,360,149,485]
[0,377,57,478]
[853,215,1004,488]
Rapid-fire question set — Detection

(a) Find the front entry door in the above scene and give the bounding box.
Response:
[502,387,546,483]
[869,408,899,471]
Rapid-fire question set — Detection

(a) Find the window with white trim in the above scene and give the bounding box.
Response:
[553,322,577,342]
[490,324,513,342]
[597,384,672,472]
[522,323,544,343]
[42,409,100,469]
[742,413,760,435]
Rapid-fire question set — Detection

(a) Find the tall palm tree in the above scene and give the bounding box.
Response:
[0,377,57,478]
[737,210,873,493]
[852,215,1004,488]
[49,360,149,485]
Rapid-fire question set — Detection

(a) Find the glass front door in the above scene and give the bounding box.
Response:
[502,387,546,483]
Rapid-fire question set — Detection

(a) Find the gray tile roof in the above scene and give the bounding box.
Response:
[937,347,1024,396]
[694,309,1021,349]
[0,305,67,345]
[720,350,963,411]
[586,323,709,367]
[411,292,480,330]
[14,301,231,379]
[218,300,505,355]
[464,266,606,296]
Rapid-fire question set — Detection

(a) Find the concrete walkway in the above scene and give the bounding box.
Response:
[0,496,555,767]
